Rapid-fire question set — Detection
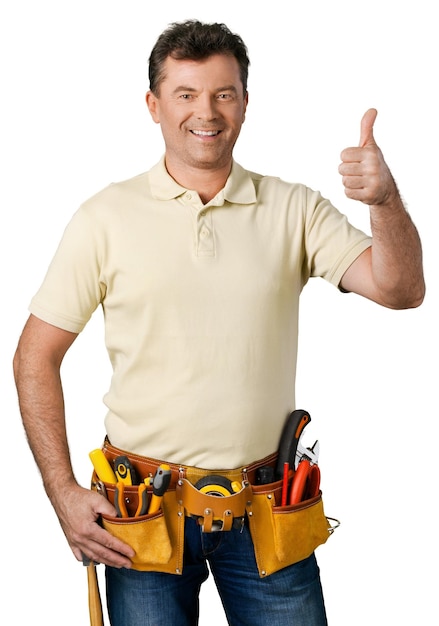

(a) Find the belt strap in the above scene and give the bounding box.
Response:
[102,438,277,485]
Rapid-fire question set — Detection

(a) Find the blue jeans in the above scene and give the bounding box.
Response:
[106,517,327,625]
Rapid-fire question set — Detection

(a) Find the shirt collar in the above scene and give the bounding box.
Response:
[148,156,257,205]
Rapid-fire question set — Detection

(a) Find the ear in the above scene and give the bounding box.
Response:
[242,91,249,123]
[145,91,160,124]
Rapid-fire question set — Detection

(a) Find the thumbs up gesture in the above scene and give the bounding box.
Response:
[339,109,397,206]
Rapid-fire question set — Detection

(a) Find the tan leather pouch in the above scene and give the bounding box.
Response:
[247,479,333,577]
[100,488,184,574]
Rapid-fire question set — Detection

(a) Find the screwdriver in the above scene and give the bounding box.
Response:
[89,449,117,484]
[148,464,172,513]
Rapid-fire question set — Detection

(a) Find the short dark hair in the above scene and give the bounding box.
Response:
[148,20,250,96]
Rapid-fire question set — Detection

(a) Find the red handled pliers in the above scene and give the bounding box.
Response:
[289,454,321,504]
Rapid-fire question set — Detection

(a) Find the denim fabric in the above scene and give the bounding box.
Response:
[106,517,327,625]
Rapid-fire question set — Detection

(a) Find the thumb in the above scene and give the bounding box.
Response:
[95,493,118,518]
[359,108,378,147]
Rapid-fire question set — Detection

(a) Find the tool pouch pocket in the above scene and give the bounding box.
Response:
[176,477,252,532]
[247,480,332,577]
[93,481,184,575]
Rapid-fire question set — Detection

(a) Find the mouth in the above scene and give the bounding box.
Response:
[190,129,222,137]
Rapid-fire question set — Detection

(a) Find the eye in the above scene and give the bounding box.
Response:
[217,93,233,100]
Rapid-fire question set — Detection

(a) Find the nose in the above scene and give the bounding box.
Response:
[194,93,218,121]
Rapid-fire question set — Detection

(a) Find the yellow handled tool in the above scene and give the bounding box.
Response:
[89,449,117,484]
[114,455,138,485]
[148,464,172,513]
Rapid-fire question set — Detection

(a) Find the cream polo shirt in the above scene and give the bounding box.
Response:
[30,158,371,468]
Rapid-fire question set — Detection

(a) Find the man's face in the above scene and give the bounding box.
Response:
[146,54,248,174]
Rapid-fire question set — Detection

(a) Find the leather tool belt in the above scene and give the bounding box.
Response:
[87,439,337,625]
[90,438,335,577]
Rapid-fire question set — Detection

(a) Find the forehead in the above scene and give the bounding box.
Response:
[160,54,242,91]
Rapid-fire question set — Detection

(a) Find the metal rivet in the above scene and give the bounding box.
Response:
[261,570,266,576]
[248,511,253,517]
[267,494,272,500]
[176,568,181,574]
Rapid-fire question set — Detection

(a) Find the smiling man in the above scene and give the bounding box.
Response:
[13,20,424,626]
[146,54,247,195]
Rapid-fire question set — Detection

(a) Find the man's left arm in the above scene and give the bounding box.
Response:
[338,108,425,309]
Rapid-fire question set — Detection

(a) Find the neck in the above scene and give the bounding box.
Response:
[165,157,232,204]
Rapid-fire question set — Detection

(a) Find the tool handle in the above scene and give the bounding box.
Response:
[114,482,128,517]
[289,459,310,504]
[152,464,172,496]
[114,455,138,485]
[135,483,149,517]
[148,464,172,513]
[275,410,311,479]
[89,449,117,484]
[281,462,289,506]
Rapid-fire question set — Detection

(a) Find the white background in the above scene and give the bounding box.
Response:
[1,1,437,624]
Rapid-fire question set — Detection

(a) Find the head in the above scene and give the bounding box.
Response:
[148,20,250,97]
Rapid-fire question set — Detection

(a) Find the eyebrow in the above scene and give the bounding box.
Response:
[172,85,239,95]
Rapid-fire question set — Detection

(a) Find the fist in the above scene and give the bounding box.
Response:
[339,109,397,206]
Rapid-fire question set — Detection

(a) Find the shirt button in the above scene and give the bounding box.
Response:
[200,228,210,238]
[185,193,192,200]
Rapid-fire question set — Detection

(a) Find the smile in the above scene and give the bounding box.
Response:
[190,130,221,136]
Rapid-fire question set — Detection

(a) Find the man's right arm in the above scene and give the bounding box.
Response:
[13,314,134,567]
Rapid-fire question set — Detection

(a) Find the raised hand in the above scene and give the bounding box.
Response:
[339,108,397,206]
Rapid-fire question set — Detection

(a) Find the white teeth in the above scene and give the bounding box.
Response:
[191,130,219,136]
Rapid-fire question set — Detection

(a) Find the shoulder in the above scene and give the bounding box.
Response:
[232,161,309,205]
[82,171,151,209]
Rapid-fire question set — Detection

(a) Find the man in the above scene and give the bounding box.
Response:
[13,20,424,626]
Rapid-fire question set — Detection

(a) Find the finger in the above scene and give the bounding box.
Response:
[96,525,135,559]
[76,525,135,568]
[359,108,378,148]
[341,175,366,190]
[93,493,118,518]
[339,161,363,176]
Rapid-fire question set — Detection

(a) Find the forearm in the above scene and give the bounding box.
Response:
[13,316,81,508]
[13,350,77,506]
[13,315,134,566]
[368,189,425,308]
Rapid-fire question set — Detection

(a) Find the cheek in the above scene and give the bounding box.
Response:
[158,108,184,131]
